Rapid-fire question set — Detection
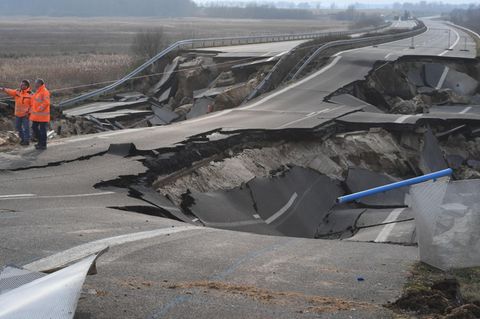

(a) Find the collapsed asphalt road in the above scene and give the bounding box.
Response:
[0,19,479,318]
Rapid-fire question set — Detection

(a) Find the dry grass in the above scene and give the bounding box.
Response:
[166,280,376,314]
[0,54,134,101]
[0,16,349,101]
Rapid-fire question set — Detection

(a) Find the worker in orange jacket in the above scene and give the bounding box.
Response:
[0,80,32,145]
[30,79,51,150]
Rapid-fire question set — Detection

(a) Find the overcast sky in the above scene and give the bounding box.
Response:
[195,0,475,4]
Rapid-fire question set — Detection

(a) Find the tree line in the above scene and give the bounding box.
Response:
[450,5,480,33]
[200,4,315,20]
[0,0,197,17]
[0,0,317,20]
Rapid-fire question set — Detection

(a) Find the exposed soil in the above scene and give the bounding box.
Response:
[390,263,480,319]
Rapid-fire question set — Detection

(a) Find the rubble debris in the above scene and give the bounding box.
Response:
[150,105,179,125]
[173,104,193,119]
[64,98,151,117]
[212,79,260,112]
[391,263,480,319]
[211,71,236,87]
[114,91,147,102]
[149,57,180,97]
[341,58,480,115]
[0,131,20,151]
[186,97,213,120]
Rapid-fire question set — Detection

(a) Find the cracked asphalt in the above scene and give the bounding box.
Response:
[0,19,477,318]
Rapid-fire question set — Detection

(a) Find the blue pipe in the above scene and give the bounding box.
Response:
[337,168,453,204]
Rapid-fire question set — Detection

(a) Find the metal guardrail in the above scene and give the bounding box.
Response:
[58,23,391,108]
[337,168,453,204]
[244,22,426,102]
[290,23,427,80]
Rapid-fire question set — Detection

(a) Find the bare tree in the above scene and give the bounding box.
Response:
[131,28,169,59]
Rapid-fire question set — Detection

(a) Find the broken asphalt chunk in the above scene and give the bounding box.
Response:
[345,168,407,207]
[419,127,448,174]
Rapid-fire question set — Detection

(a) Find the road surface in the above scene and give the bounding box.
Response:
[0,19,478,318]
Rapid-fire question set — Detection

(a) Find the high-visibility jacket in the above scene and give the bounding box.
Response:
[30,85,51,123]
[4,88,32,117]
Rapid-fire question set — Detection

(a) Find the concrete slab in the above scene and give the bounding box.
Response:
[346,220,416,244]
[189,187,280,235]
[186,98,213,120]
[88,109,153,121]
[443,68,478,96]
[345,168,407,207]
[150,105,179,125]
[419,127,448,174]
[248,167,343,238]
[356,208,414,228]
[424,63,447,89]
[407,68,425,87]
[150,57,180,96]
[65,99,151,117]
[316,208,365,239]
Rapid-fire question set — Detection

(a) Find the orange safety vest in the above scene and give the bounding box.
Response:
[30,85,51,123]
[4,88,32,118]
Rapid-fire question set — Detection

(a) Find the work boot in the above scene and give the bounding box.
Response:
[35,144,47,150]
[20,140,29,146]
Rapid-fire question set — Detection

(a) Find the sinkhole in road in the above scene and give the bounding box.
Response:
[93,57,480,241]
[330,56,480,116]
[96,118,479,241]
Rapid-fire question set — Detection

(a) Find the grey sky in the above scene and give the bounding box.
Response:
[194,0,475,4]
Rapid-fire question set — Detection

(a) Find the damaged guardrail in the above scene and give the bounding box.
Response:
[245,21,426,102]
[290,21,427,80]
[58,23,391,108]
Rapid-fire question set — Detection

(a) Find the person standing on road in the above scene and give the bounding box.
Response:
[0,80,32,146]
[30,79,51,150]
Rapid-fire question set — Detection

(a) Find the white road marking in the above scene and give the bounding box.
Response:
[23,225,201,272]
[384,53,393,59]
[0,191,115,201]
[265,193,298,224]
[394,115,412,124]
[242,56,343,110]
[460,106,472,114]
[439,28,460,56]
[277,108,331,128]
[0,194,36,199]
[435,66,450,89]
[374,208,406,243]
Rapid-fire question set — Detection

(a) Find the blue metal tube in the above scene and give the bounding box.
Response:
[337,168,453,204]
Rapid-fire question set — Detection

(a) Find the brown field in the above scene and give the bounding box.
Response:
[0,16,348,101]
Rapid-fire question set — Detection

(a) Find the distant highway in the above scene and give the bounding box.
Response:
[0,19,478,318]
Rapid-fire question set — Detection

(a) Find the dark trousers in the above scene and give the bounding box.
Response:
[32,121,47,147]
[15,116,30,142]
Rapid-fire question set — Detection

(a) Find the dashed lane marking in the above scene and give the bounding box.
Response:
[374,208,406,243]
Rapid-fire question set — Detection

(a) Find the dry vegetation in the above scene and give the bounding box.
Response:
[0,16,348,101]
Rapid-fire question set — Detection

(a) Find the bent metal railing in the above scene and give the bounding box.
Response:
[336,168,453,204]
[244,21,426,102]
[58,23,391,108]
